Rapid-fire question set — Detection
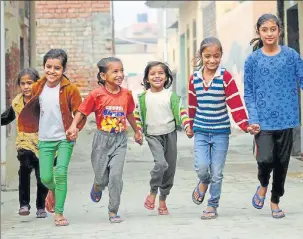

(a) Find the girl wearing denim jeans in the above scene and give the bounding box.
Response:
[188,37,251,219]
[18,49,85,226]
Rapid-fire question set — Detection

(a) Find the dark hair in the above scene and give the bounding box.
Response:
[250,14,282,51]
[192,37,223,69]
[96,57,122,86]
[143,61,173,90]
[16,68,40,86]
[43,49,68,71]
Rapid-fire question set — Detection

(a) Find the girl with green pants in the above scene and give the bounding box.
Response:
[18,49,85,226]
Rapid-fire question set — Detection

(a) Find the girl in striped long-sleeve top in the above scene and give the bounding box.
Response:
[188,37,252,220]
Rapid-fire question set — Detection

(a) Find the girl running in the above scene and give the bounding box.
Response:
[67,57,142,223]
[244,13,303,219]
[134,61,193,215]
[18,49,85,226]
[188,37,250,219]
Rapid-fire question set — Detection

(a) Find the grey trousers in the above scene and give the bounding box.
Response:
[91,130,127,213]
[146,130,177,201]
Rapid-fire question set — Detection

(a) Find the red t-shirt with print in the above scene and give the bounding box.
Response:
[78,86,135,133]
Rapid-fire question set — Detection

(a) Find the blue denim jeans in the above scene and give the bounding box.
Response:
[194,132,229,208]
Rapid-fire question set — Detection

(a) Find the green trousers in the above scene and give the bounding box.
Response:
[38,140,74,214]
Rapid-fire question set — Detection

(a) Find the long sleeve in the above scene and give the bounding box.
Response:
[223,71,248,132]
[294,50,303,89]
[244,56,259,125]
[1,106,16,126]
[179,102,190,130]
[134,104,143,132]
[188,74,197,128]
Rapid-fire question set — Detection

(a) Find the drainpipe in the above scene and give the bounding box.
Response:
[1,0,7,189]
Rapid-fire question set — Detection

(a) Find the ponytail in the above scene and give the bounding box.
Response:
[250,37,263,52]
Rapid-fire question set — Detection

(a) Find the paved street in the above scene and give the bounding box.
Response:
[1,121,303,239]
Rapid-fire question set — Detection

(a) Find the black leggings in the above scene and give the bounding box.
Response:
[254,129,293,204]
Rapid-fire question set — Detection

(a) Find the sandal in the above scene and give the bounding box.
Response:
[90,184,102,203]
[45,191,55,213]
[36,209,47,218]
[19,206,30,216]
[271,209,285,219]
[158,207,169,215]
[252,186,266,209]
[192,181,206,205]
[109,215,122,223]
[201,209,218,220]
[144,195,155,210]
[55,218,69,227]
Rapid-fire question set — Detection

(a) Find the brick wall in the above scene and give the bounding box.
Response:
[35,1,112,93]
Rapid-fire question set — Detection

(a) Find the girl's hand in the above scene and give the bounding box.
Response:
[66,126,79,141]
[134,130,143,145]
[185,127,194,138]
[247,124,260,135]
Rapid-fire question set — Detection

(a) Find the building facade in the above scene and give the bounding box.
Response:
[1,1,36,189]
[115,13,158,100]
[35,1,113,94]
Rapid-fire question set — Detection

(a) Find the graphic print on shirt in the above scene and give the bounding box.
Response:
[100,106,126,133]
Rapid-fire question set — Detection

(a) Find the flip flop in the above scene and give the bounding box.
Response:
[90,184,102,203]
[252,186,266,209]
[271,209,285,219]
[19,206,30,216]
[109,215,122,223]
[36,209,47,218]
[201,210,218,220]
[144,195,155,210]
[55,218,69,226]
[192,181,206,205]
[158,207,169,215]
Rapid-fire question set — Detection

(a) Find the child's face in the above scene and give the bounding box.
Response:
[101,62,124,87]
[44,58,64,86]
[258,20,280,47]
[19,74,35,98]
[147,65,167,90]
[201,44,222,72]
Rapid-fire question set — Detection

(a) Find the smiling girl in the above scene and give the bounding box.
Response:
[188,37,250,220]
[134,61,193,215]
[67,57,142,223]
[18,49,85,226]
[244,14,303,219]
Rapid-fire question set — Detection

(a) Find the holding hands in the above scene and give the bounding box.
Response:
[134,130,143,145]
[186,127,194,138]
[247,124,260,135]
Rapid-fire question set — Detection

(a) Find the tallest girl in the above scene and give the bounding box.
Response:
[244,13,303,219]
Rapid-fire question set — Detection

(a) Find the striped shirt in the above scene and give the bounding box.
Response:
[188,67,248,134]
